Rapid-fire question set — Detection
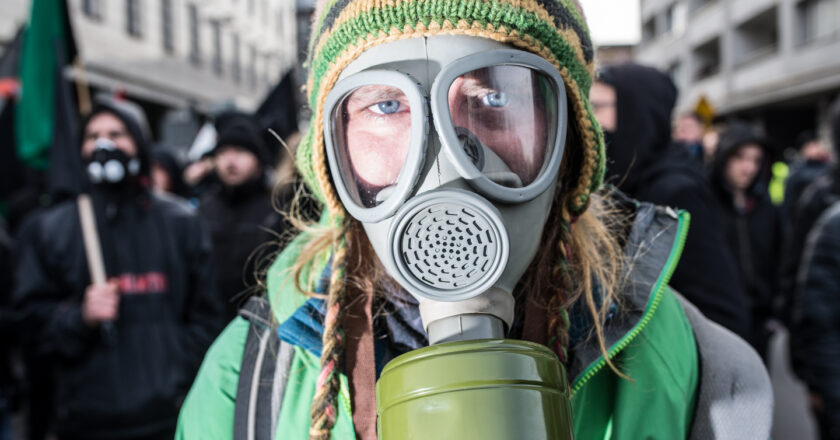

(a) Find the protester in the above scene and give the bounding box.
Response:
[197,113,285,320]
[177,3,771,439]
[12,97,224,440]
[149,148,186,197]
[794,200,840,440]
[781,98,840,326]
[590,63,750,338]
[785,131,832,214]
[0,219,15,440]
[710,123,782,359]
[673,111,705,161]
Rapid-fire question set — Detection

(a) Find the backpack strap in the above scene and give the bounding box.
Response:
[234,296,295,440]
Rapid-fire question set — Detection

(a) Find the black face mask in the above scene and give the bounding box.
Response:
[86,138,141,187]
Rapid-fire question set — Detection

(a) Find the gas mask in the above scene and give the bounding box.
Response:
[324,36,569,344]
[86,138,141,186]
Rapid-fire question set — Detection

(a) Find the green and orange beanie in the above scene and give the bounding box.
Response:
[297,0,606,220]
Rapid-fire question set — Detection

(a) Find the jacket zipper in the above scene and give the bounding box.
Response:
[570,210,691,397]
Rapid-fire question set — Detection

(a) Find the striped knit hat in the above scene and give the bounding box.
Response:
[298,0,605,220]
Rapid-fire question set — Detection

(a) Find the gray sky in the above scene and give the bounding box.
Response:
[578,0,641,46]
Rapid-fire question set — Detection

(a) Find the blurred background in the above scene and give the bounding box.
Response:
[1,1,838,439]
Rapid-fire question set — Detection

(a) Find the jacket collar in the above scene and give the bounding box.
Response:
[568,193,688,381]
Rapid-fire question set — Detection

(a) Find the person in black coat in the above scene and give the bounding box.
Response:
[590,63,750,338]
[781,98,840,326]
[0,219,16,440]
[794,201,840,440]
[709,123,783,359]
[198,114,289,321]
[13,98,224,440]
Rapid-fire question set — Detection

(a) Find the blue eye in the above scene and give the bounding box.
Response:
[481,92,509,107]
[369,100,401,115]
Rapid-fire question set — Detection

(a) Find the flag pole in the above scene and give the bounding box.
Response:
[72,57,91,116]
[68,12,115,341]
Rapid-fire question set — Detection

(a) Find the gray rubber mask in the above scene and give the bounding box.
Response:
[324,36,569,344]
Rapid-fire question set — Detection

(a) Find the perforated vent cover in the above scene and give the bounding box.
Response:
[389,190,508,302]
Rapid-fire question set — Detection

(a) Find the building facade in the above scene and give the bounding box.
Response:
[2,0,296,119]
[636,0,840,149]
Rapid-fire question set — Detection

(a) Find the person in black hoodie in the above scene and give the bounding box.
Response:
[710,124,783,359]
[198,113,288,321]
[12,97,224,440]
[590,63,750,338]
[781,98,840,326]
[789,98,840,439]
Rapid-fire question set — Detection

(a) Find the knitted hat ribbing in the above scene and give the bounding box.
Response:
[299,0,604,218]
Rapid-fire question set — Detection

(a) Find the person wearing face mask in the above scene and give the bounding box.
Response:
[590,63,750,340]
[176,2,771,439]
[710,124,783,361]
[197,114,287,321]
[12,97,225,440]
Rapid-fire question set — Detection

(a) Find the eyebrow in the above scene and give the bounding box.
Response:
[348,86,405,104]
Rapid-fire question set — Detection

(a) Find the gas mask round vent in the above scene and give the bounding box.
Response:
[389,189,509,302]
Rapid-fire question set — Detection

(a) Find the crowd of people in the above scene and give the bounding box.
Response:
[592,63,840,438]
[0,96,306,440]
[0,7,838,440]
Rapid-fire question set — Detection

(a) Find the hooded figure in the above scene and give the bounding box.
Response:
[710,123,782,359]
[789,98,840,438]
[177,3,771,439]
[198,113,286,321]
[782,98,840,324]
[13,97,225,440]
[593,63,750,338]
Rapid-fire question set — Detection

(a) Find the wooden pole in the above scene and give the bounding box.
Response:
[76,194,105,285]
[72,57,92,116]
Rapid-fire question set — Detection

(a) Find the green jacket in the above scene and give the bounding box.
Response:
[176,203,700,439]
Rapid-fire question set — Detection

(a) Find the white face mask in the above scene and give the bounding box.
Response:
[323,36,569,343]
[86,138,141,185]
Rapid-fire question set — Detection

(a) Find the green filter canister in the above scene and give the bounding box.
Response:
[376,339,573,440]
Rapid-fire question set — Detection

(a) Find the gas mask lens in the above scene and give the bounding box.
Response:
[447,65,557,188]
[331,85,414,208]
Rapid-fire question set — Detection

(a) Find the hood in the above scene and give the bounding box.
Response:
[598,63,678,195]
[80,97,153,182]
[212,111,270,167]
[710,123,772,202]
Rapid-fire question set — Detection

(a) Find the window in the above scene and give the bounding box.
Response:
[797,0,839,44]
[161,0,174,53]
[249,45,257,89]
[734,7,778,65]
[127,0,142,37]
[664,5,674,34]
[232,33,241,83]
[689,0,715,13]
[693,37,721,80]
[189,5,201,65]
[667,61,684,88]
[211,21,223,75]
[82,0,103,20]
[642,17,656,43]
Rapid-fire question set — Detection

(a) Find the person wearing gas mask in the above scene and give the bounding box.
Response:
[198,114,284,321]
[590,63,751,340]
[13,97,224,440]
[177,2,771,439]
